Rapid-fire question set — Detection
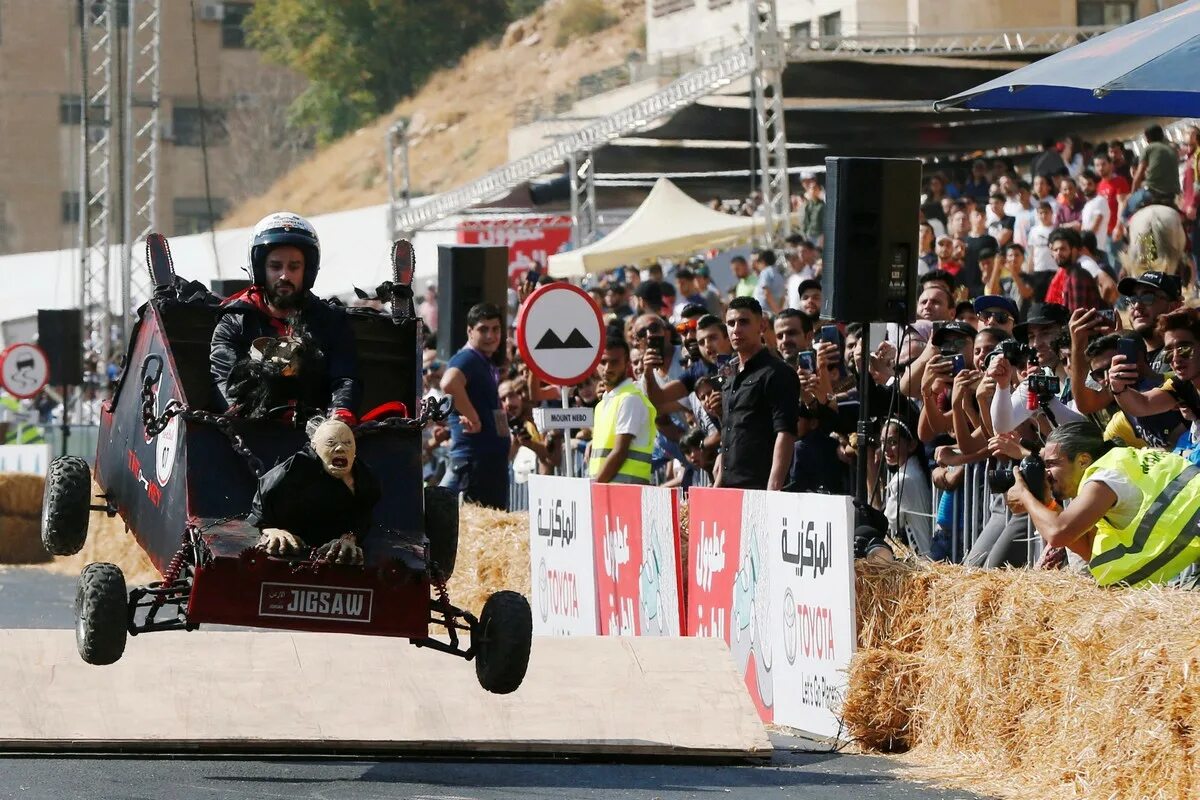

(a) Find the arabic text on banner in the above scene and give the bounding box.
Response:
[529,475,599,635]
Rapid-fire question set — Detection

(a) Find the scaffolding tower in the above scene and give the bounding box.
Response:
[749,0,791,244]
[79,0,161,371]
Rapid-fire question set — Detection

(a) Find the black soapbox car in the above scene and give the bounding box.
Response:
[39,234,531,694]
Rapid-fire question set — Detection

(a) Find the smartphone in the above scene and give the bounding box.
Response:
[818,325,841,344]
[1116,337,1140,367]
[646,333,665,359]
[949,354,965,376]
[1097,309,1116,325]
[525,268,540,288]
[797,350,816,372]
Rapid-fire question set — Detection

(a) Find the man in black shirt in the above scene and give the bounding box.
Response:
[961,206,999,298]
[709,297,800,490]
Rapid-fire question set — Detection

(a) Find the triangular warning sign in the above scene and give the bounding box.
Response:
[561,328,591,348]
[535,329,566,349]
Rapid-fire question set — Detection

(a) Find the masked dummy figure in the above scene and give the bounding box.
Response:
[247,418,381,564]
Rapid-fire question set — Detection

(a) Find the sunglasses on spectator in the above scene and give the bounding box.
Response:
[1088,366,1109,383]
[634,322,664,338]
[1130,292,1163,307]
[675,319,698,334]
[1164,343,1196,360]
[979,310,1012,324]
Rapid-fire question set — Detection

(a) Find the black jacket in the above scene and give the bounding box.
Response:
[247,446,381,547]
[210,288,360,414]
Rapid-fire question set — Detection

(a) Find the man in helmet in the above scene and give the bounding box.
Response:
[210,212,360,422]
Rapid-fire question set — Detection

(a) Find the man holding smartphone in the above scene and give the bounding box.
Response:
[711,297,801,490]
[1117,271,1183,372]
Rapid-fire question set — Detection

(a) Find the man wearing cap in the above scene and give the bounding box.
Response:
[692,262,723,317]
[634,280,664,318]
[1043,228,1111,313]
[961,206,998,297]
[973,295,1018,336]
[794,278,823,322]
[1119,271,1184,370]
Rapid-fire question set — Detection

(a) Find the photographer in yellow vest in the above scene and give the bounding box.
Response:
[587,338,655,485]
[1007,421,1200,587]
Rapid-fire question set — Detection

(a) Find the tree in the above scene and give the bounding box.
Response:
[246,0,511,143]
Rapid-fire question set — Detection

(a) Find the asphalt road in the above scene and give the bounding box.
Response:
[0,567,990,800]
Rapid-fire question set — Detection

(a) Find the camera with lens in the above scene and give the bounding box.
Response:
[987,453,1046,500]
[1026,372,1061,402]
[986,338,1038,370]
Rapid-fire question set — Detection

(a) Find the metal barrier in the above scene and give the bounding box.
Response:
[928,460,1041,566]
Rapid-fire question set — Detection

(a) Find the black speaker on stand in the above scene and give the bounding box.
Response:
[435,245,510,363]
[818,157,921,540]
[37,309,84,457]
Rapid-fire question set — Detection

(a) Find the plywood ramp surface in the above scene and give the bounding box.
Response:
[0,631,770,758]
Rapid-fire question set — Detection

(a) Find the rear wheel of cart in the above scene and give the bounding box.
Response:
[75,562,128,665]
[41,456,92,556]
[474,590,532,695]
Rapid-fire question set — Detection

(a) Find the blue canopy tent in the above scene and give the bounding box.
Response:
[936,0,1200,116]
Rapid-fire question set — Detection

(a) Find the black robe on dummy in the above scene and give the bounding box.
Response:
[247,447,381,547]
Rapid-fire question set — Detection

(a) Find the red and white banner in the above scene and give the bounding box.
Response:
[457,215,572,286]
[686,488,855,737]
[528,476,598,635]
[591,484,683,637]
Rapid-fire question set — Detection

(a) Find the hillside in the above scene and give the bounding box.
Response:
[221,0,644,227]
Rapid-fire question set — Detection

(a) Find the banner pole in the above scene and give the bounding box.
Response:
[560,386,572,477]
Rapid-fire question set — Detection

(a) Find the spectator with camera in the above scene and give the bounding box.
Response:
[710,297,801,490]
[1118,271,1183,371]
[500,378,558,476]
[1006,421,1200,587]
[1108,309,1200,448]
[1085,332,1185,449]
[972,294,1018,336]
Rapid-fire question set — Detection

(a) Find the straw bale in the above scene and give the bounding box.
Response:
[449,503,530,616]
[40,491,160,586]
[0,514,51,564]
[846,560,1200,800]
[0,473,44,517]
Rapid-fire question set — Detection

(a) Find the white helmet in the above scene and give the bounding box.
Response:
[248,212,321,289]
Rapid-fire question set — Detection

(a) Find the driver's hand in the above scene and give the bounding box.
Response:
[259,528,305,556]
[324,534,364,565]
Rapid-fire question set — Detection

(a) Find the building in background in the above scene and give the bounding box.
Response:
[646,0,1182,61]
[0,0,306,256]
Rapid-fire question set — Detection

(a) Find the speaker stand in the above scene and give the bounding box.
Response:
[59,384,70,459]
[854,327,872,525]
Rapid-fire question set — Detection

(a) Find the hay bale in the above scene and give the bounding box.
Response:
[0,513,51,564]
[842,647,923,752]
[847,560,1200,800]
[0,473,45,517]
[40,499,160,586]
[449,503,530,615]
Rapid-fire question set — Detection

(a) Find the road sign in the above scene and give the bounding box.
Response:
[516,283,605,386]
[0,343,50,399]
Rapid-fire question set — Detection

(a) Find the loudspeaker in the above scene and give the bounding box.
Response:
[436,245,510,363]
[37,309,83,386]
[821,157,921,323]
[210,278,252,298]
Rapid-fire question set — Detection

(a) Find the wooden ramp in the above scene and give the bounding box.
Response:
[0,631,770,758]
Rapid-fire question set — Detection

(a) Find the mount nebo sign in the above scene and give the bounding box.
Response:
[516,283,605,387]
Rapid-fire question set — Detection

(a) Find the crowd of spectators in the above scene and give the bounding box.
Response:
[420,125,1200,585]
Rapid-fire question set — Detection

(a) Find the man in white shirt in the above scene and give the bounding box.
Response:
[588,339,654,484]
[1026,201,1058,272]
[751,248,786,315]
[1079,169,1112,253]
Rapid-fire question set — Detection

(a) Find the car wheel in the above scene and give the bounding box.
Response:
[474,590,532,695]
[41,456,92,556]
[75,562,127,665]
[423,485,459,579]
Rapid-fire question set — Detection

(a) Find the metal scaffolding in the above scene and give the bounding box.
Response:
[386,118,412,240]
[79,0,162,368]
[749,0,791,244]
[122,0,163,330]
[567,151,597,249]
[79,0,116,367]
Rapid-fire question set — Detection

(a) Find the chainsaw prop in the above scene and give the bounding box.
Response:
[248,417,381,565]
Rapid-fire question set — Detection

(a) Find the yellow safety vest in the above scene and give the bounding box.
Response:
[1,394,45,444]
[1084,447,1200,587]
[588,380,654,484]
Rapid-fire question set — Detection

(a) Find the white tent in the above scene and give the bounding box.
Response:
[547,178,763,277]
